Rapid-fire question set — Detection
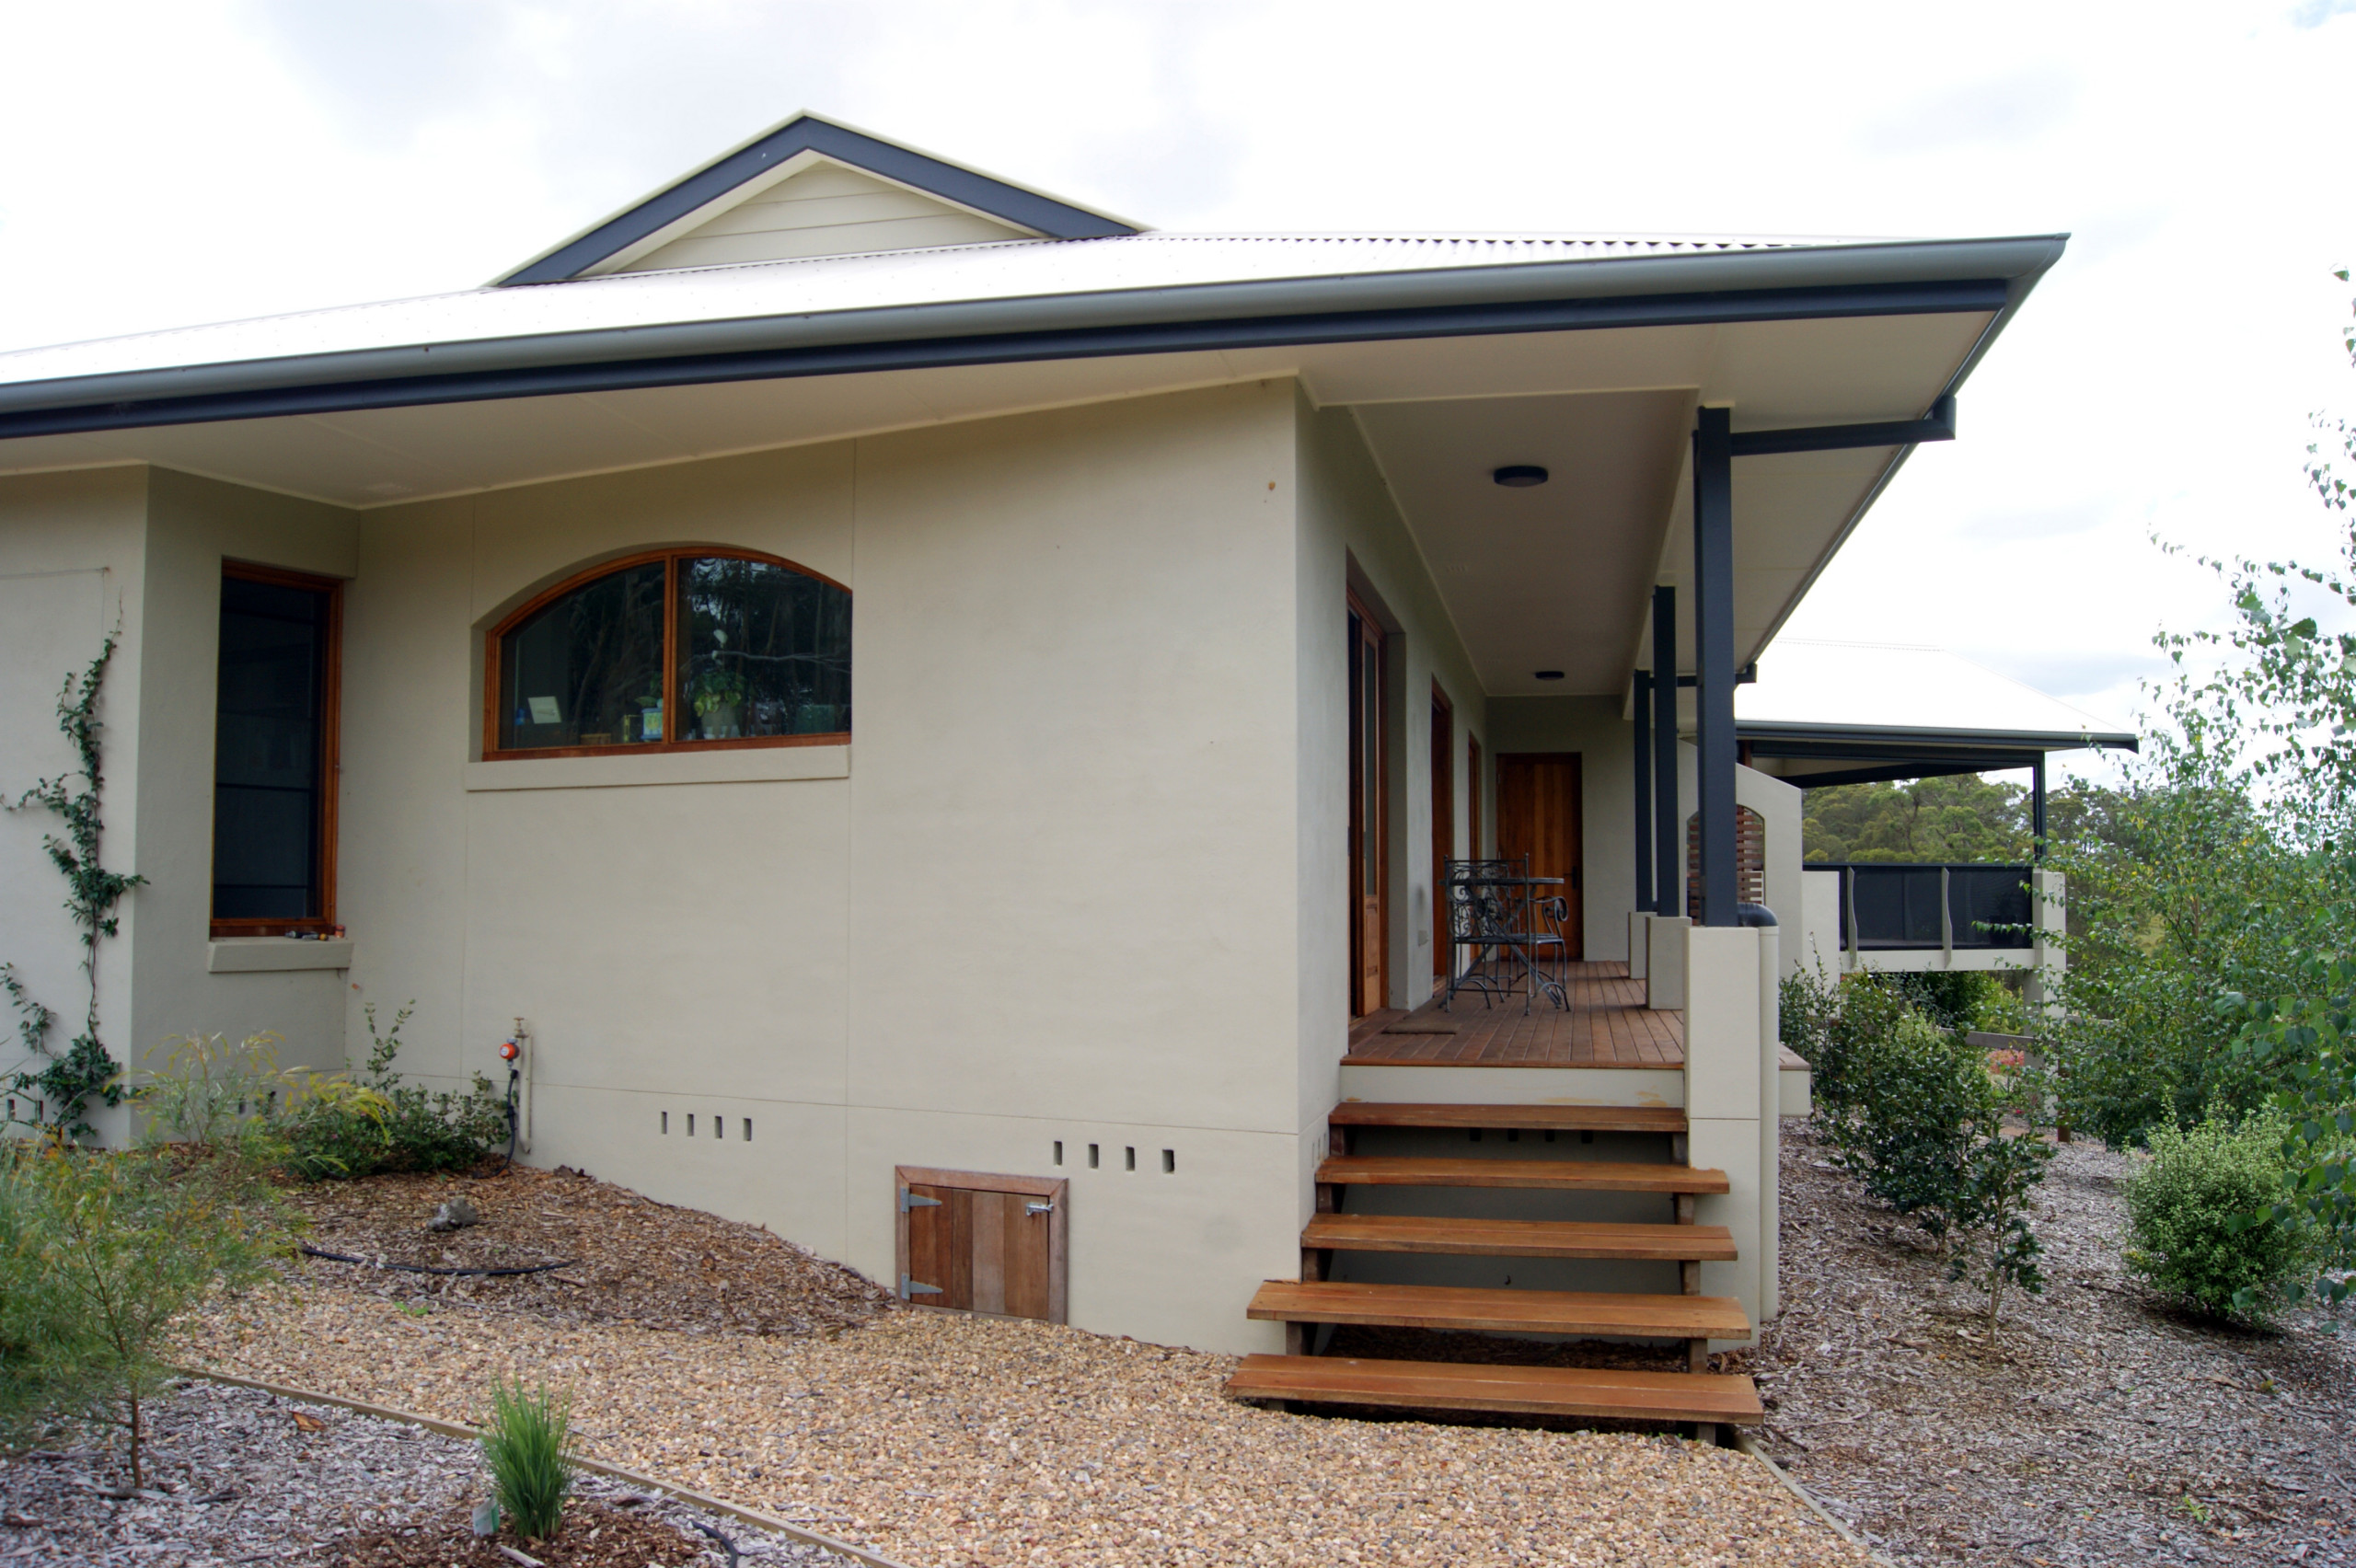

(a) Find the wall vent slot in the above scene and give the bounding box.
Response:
[1161,1148,1175,1174]
[661,1111,669,1135]
[1124,1147,1136,1171]
[1088,1144,1100,1169]
[687,1114,696,1137]
[743,1117,753,1142]
[1053,1141,1063,1165]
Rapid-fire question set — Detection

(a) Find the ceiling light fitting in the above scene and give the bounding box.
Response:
[1492,465,1549,488]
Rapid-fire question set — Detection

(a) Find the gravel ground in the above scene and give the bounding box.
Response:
[287,1164,891,1336]
[0,1378,856,1566]
[179,1278,1866,1567]
[1754,1126,2356,1567]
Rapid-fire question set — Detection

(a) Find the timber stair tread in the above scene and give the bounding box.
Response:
[1301,1212,1738,1261]
[1315,1156,1729,1193]
[1224,1355,1764,1424]
[1331,1102,1688,1134]
[1248,1279,1750,1337]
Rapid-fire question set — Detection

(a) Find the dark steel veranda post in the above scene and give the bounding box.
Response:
[1692,407,1738,928]
[1634,670,1655,912]
[2031,755,2048,861]
[1651,584,1680,917]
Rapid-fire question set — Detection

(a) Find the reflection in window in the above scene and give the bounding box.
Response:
[489,550,849,755]
[497,561,667,752]
[676,557,851,741]
[214,570,337,926]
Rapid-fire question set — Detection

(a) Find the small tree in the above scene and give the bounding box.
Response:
[6,1148,283,1483]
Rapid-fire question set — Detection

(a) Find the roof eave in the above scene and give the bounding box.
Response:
[0,234,2066,442]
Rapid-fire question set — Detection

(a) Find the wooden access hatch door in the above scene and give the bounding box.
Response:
[895,1167,1068,1323]
[1496,752,1584,960]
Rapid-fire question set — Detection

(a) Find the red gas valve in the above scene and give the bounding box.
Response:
[498,1039,520,1063]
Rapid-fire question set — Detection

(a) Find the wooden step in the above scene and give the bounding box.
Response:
[1332,1102,1687,1135]
[1247,1279,1750,1338]
[1315,1156,1729,1193]
[1301,1213,1738,1262]
[1225,1354,1764,1424]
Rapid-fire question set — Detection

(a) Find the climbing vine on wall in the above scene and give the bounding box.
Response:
[6,636,144,1137]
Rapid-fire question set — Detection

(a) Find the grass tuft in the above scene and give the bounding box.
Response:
[479,1377,574,1539]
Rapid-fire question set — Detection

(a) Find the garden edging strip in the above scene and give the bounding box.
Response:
[175,1366,925,1568]
[1730,1429,1896,1568]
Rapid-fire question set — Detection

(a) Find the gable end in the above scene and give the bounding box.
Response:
[498,114,1140,286]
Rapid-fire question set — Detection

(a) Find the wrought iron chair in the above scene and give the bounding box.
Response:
[1441,856,1570,1012]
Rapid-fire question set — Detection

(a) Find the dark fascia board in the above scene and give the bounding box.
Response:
[498,114,1138,286]
[1738,721,2139,755]
[1775,759,2028,789]
[0,262,2037,444]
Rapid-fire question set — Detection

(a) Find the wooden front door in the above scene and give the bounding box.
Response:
[1496,753,1584,960]
[896,1168,1068,1322]
[1348,597,1388,1015]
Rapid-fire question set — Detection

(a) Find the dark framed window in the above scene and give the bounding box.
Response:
[212,562,341,935]
[484,548,850,759]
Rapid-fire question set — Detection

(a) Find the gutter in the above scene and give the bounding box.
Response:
[0,235,2064,441]
[1735,721,2138,752]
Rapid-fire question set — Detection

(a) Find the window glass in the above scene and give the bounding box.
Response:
[676,556,851,740]
[214,575,329,921]
[497,561,667,751]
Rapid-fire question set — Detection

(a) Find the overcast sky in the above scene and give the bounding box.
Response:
[4,0,2353,760]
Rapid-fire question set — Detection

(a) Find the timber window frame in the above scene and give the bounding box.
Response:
[481,546,850,762]
[211,561,342,938]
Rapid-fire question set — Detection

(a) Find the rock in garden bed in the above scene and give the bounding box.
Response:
[285,1163,892,1337]
[1756,1125,2356,1567]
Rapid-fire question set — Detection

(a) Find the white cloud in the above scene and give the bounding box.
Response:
[0,0,2350,735]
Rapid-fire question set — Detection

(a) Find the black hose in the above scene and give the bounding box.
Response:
[297,1243,575,1278]
[689,1520,741,1567]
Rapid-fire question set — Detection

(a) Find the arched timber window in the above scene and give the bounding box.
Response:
[486,548,849,758]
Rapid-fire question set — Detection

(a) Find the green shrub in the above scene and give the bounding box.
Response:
[2123,1113,2315,1321]
[1779,966,1910,1115]
[282,1003,509,1181]
[1823,1009,2053,1328]
[480,1378,574,1539]
[0,1146,285,1482]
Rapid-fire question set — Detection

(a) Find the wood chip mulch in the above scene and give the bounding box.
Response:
[179,1166,1871,1566]
[283,1162,892,1337]
[329,1498,710,1567]
[1755,1125,2356,1567]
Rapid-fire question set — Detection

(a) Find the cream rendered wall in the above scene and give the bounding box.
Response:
[1486,697,1636,963]
[344,446,859,1267]
[133,471,358,1074]
[0,469,146,1140]
[342,383,1312,1353]
[845,384,1305,1351]
[1298,397,1487,1023]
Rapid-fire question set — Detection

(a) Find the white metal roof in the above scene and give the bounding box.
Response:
[1738,639,2132,744]
[0,232,1866,392]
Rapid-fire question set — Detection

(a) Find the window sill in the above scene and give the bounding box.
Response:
[463,744,849,792]
[208,938,354,974]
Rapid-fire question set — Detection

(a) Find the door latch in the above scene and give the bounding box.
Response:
[899,1190,942,1214]
[1025,1200,1055,1216]
[899,1274,941,1297]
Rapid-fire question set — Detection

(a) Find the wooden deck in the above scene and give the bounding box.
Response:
[1346,962,1683,1067]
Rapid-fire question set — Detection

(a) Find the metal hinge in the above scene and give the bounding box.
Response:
[1025,1200,1056,1216]
[899,1274,941,1297]
[899,1191,941,1214]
